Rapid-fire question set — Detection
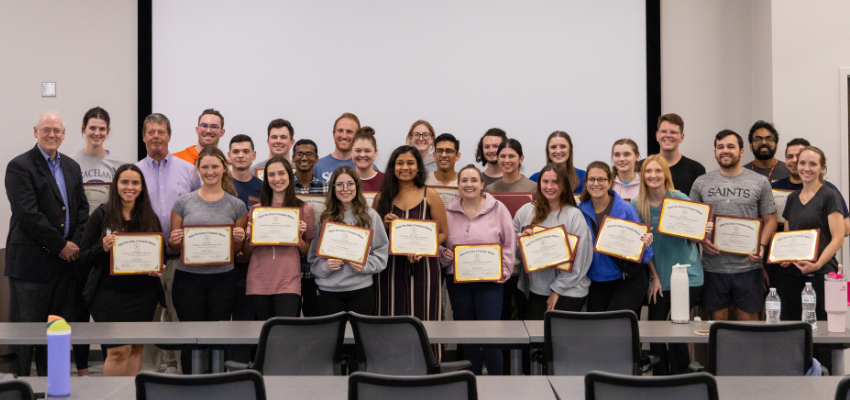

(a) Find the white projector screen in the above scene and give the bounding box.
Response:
[153,0,647,176]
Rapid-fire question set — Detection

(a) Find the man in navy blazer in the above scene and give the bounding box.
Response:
[4,111,89,376]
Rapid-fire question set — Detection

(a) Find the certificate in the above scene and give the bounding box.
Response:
[519,225,573,273]
[594,216,649,262]
[296,194,326,227]
[181,225,233,266]
[532,225,579,272]
[657,197,712,241]
[110,233,163,275]
[490,192,533,218]
[389,219,439,257]
[768,229,820,264]
[712,215,762,255]
[315,221,373,264]
[250,207,300,246]
[363,192,379,208]
[431,186,460,206]
[772,189,794,224]
[83,183,110,215]
[453,244,502,283]
[254,168,265,180]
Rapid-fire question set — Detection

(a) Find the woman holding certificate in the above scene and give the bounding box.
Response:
[528,131,586,194]
[308,166,388,315]
[168,146,247,374]
[578,161,653,316]
[79,164,164,376]
[243,157,315,318]
[440,165,515,375]
[514,163,593,319]
[352,127,384,193]
[631,155,703,375]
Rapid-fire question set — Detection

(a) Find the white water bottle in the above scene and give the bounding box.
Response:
[766,288,781,324]
[670,263,690,323]
[802,282,817,331]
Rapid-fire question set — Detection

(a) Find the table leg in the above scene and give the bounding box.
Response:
[510,349,521,375]
[211,349,224,373]
[191,349,203,375]
[833,348,845,376]
[531,358,542,375]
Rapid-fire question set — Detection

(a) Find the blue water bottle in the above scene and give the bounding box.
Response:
[46,315,71,396]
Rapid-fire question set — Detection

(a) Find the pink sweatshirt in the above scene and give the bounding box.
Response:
[440,192,516,278]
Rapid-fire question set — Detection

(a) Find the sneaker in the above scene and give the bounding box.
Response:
[165,366,179,374]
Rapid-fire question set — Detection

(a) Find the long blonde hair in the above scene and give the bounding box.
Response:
[545,131,579,190]
[195,145,236,197]
[635,155,677,224]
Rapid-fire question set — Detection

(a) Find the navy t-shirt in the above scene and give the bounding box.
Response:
[233,176,263,210]
[772,178,849,217]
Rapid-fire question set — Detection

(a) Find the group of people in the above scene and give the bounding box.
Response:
[6,108,848,378]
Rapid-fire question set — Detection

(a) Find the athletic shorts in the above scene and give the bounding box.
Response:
[702,269,764,314]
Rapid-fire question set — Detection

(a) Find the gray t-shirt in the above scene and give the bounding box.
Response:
[172,191,248,274]
[689,169,776,273]
[742,160,789,183]
[484,175,537,193]
[71,149,125,183]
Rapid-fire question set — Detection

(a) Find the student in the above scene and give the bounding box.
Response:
[484,139,536,193]
[440,165,515,375]
[168,146,247,373]
[690,130,777,322]
[173,109,225,165]
[251,119,295,173]
[314,112,361,183]
[244,157,314,318]
[475,128,507,186]
[406,120,437,173]
[352,127,384,193]
[529,131,586,194]
[579,161,653,316]
[80,164,165,376]
[227,135,262,325]
[742,120,789,183]
[309,166,388,315]
[425,133,461,187]
[290,138,326,317]
[654,113,705,196]
[631,155,703,375]
[514,163,593,319]
[611,138,641,201]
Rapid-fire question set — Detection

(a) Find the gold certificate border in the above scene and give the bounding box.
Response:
[593,216,649,262]
[453,244,502,283]
[254,168,265,180]
[181,225,234,266]
[657,197,712,241]
[250,207,301,246]
[315,221,373,265]
[519,224,573,273]
[110,233,163,275]
[389,218,440,257]
[712,215,762,255]
[553,233,581,272]
[767,229,820,264]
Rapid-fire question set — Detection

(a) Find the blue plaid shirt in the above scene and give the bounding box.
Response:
[294,174,327,278]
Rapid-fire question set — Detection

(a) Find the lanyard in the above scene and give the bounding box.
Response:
[752,159,777,180]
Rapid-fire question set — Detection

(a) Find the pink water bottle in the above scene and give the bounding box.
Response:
[825,273,847,333]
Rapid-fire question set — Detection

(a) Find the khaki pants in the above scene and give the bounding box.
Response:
[141,257,181,372]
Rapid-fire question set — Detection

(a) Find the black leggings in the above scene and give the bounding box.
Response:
[647,286,702,375]
[251,293,301,319]
[317,286,374,316]
[526,292,586,320]
[586,267,648,316]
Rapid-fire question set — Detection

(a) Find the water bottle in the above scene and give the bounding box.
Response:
[766,288,781,324]
[47,315,71,396]
[670,263,691,323]
[802,282,818,331]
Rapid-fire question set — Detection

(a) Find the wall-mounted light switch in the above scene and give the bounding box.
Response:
[42,82,56,97]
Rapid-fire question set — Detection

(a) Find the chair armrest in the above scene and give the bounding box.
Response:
[224,361,251,372]
[434,360,472,374]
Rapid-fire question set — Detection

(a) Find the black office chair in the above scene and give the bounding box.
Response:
[835,376,850,400]
[0,379,35,400]
[135,370,266,400]
[348,313,471,375]
[584,371,719,400]
[348,371,477,400]
[707,321,812,376]
[542,310,641,375]
[225,312,348,375]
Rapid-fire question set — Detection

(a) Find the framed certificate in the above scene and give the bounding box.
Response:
[389,219,439,257]
[594,216,649,262]
[83,183,110,215]
[519,225,574,273]
[490,192,533,218]
[363,192,379,208]
[110,233,163,275]
[254,168,265,180]
[250,207,301,246]
[712,215,762,255]
[772,189,794,224]
[181,225,234,266]
[315,221,373,264]
[431,186,460,206]
[532,225,580,272]
[453,244,502,283]
[657,197,712,241]
[296,194,327,227]
[768,229,820,264]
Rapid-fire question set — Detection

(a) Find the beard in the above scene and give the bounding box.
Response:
[753,144,776,161]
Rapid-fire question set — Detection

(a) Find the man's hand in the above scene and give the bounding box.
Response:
[59,241,79,262]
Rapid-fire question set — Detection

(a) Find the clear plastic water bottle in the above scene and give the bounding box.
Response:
[766,288,781,324]
[802,282,818,331]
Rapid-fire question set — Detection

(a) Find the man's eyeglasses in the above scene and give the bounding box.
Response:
[294,152,316,158]
[753,136,776,144]
[38,127,62,135]
[335,182,356,190]
[198,123,221,131]
[434,148,456,156]
[586,177,609,184]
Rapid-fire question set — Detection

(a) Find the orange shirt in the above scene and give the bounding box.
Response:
[172,145,199,165]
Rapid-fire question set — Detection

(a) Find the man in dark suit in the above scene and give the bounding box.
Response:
[4,111,88,376]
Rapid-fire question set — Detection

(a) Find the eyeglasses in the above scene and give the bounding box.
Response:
[586,177,609,184]
[294,151,316,158]
[335,182,356,190]
[434,148,456,156]
[198,123,221,131]
[753,136,776,144]
[38,127,62,135]
[410,133,431,139]
[657,130,681,137]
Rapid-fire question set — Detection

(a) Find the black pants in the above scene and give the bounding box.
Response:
[72,262,91,371]
[231,264,256,321]
[317,286,374,316]
[501,274,528,320]
[301,277,320,317]
[526,292,586,320]
[586,267,648,316]
[9,270,76,376]
[778,272,833,370]
[251,293,301,319]
[647,286,702,375]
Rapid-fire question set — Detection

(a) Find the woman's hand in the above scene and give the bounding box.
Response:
[102,233,117,252]
[497,272,509,284]
[233,227,246,243]
[299,220,307,234]
[349,262,365,273]
[647,278,663,304]
[383,213,399,225]
[441,248,454,261]
[546,292,560,311]
[149,263,166,278]
[780,261,791,268]
[407,254,424,263]
[246,222,252,237]
[327,259,344,271]
[169,229,183,247]
[520,227,534,237]
[640,231,654,246]
[794,261,820,275]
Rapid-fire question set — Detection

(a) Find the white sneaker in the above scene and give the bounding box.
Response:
[165,366,179,374]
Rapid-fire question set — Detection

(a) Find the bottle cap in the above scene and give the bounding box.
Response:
[46,316,70,333]
[830,273,837,278]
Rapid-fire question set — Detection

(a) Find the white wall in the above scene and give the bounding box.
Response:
[0,0,138,237]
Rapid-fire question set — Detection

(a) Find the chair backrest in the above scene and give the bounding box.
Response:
[348,371,477,400]
[545,310,640,375]
[584,371,718,400]
[135,370,266,400]
[253,312,348,375]
[707,322,812,376]
[0,380,34,400]
[835,376,850,400]
[348,313,435,375]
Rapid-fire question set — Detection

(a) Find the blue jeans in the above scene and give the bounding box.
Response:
[446,278,504,375]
